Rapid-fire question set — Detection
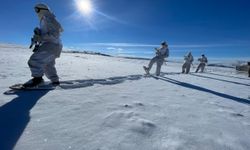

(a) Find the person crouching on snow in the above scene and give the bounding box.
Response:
[182,52,193,74]
[24,3,63,88]
[143,41,169,76]
[195,54,208,73]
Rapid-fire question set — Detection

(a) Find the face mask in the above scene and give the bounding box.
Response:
[35,7,48,13]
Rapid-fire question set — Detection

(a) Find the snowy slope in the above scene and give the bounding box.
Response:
[0,44,250,150]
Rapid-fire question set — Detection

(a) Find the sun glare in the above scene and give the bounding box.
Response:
[75,0,93,15]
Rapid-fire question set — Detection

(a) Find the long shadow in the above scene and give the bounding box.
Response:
[59,74,144,89]
[161,72,182,76]
[190,73,250,87]
[0,90,49,150]
[0,74,145,149]
[205,72,250,81]
[153,76,250,105]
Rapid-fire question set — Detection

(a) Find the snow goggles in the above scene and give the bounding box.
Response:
[35,7,48,13]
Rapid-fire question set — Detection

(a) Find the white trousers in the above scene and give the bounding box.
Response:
[28,43,62,82]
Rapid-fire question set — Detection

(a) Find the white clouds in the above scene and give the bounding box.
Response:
[66,42,250,57]
[89,43,158,48]
[106,47,124,54]
[107,47,123,51]
[87,42,243,48]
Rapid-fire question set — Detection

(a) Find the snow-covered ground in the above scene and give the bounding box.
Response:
[0,44,250,150]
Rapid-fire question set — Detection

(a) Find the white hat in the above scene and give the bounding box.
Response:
[34,3,50,13]
[161,41,167,46]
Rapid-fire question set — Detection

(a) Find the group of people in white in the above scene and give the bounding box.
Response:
[181,52,208,74]
[24,3,209,88]
[144,42,208,76]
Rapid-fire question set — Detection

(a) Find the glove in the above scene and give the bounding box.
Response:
[33,45,39,52]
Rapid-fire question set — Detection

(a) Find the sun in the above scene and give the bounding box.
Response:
[75,0,93,16]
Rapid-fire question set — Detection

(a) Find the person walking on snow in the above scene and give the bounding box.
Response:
[143,41,169,76]
[195,54,208,73]
[23,3,63,88]
[182,52,193,74]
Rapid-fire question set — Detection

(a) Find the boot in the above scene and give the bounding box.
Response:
[143,66,150,74]
[23,77,44,88]
[52,81,60,86]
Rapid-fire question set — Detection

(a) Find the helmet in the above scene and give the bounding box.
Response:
[161,41,167,46]
[34,3,50,13]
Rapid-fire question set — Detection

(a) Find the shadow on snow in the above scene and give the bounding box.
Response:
[0,74,145,149]
[205,72,250,81]
[1,72,248,149]
[153,75,250,105]
[0,90,49,150]
[59,74,144,89]
[190,73,250,87]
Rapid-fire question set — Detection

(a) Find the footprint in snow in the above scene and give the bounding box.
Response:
[134,102,144,106]
[103,111,156,136]
[124,104,133,108]
[103,111,137,128]
[129,118,156,136]
[230,113,244,117]
[123,102,144,108]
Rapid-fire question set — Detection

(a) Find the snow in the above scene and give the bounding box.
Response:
[0,43,250,150]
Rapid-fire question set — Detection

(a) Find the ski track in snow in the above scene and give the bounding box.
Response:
[0,44,250,150]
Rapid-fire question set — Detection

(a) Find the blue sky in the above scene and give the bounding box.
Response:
[0,0,249,58]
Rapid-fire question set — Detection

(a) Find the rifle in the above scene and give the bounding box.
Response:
[29,27,41,52]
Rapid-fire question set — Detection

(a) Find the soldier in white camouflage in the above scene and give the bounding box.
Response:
[182,52,193,74]
[24,3,63,88]
[143,41,169,76]
[195,54,208,73]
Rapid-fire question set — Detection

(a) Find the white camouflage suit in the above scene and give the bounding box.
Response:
[147,46,169,76]
[195,55,208,73]
[182,52,193,74]
[28,10,63,82]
